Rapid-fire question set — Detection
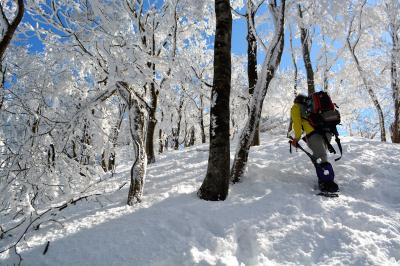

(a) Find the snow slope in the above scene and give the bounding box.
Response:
[1,135,400,266]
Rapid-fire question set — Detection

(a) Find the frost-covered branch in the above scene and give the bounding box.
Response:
[346,0,386,142]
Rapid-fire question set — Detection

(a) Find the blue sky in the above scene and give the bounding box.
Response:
[19,1,321,82]
[231,14,322,76]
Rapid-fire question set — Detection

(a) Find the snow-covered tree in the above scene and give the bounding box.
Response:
[231,0,286,183]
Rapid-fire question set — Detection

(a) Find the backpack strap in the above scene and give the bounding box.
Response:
[316,129,343,162]
[333,134,342,161]
[322,133,336,154]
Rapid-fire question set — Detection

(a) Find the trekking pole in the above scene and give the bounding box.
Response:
[288,136,319,166]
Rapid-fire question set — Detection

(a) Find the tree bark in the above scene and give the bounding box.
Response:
[127,98,146,205]
[231,0,286,183]
[159,111,164,153]
[388,2,400,143]
[200,94,206,143]
[298,4,315,95]
[198,0,232,201]
[145,19,158,164]
[173,97,184,150]
[188,126,195,147]
[390,34,400,143]
[146,81,157,163]
[246,0,260,146]
[115,82,147,205]
[0,0,24,60]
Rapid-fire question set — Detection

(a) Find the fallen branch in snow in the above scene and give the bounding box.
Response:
[58,193,102,211]
[0,193,101,258]
[43,241,50,255]
[0,172,129,263]
[118,182,128,190]
[0,225,3,239]
[195,148,208,152]
[0,218,26,239]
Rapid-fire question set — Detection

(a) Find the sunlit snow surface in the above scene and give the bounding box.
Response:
[1,135,400,266]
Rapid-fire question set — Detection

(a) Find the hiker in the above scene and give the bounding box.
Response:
[290,93,339,193]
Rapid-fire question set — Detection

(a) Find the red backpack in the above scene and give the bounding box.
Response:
[305,91,341,130]
[301,91,342,161]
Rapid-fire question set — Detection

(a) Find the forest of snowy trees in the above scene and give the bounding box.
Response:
[0,0,399,262]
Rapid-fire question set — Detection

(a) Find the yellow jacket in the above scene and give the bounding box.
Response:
[291,103,314,140]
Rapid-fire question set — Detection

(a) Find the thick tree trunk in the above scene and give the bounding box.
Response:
[115,83,147,205]
[198,0,232,201]
[246,1,260,146]
[127,99,146,205]
[298,4,315,95]
[145,22,158,164]
[146,81,157,163]
[231,1,285,183]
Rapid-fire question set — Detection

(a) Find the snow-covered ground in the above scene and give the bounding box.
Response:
[1,134,400,266]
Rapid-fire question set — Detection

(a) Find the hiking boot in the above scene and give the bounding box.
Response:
[326,181,339,192]
[319,180,339,193]
[318,181,328,192]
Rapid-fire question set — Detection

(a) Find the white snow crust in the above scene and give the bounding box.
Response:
[1,134,400,266]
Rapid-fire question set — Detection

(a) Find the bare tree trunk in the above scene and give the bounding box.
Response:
[246,0,260,146]
[115,82,147,205]
[159,111,164,153]
[200,94,206,143]
[47,144,55,168]
[388,0,400,143]
[390,33,400,143]
[127,99,146,205]
[231,0,285,183]
[146,78,158,164]
[188,126,195,147]
[349,50,386,142]
[198,0,232,201]
[80,118,92,165]
[145,18,159,164]
[173,96,184,150]
[0,0,24,60]
[289,24,298,96]
[101,104,126,172]
[157,1,180,152]
[322,35,329,92]
[346,2,386,142]
[298,4,315,95]
[0,0,23,108]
